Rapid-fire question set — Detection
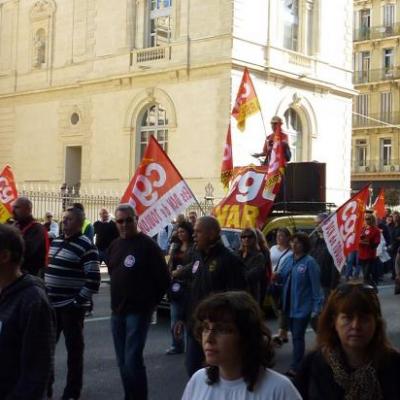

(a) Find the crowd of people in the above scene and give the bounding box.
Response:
[1,198,400,399]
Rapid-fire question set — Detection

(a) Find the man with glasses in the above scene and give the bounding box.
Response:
[107,204,170,400]
[45,206,100,400]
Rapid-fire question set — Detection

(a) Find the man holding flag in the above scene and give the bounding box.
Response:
[252,116,291,165]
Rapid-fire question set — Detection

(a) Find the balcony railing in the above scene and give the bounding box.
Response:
[354,23,400,41]
[353,67,400,84]
[353,112,400,129]
[352,159,400,174]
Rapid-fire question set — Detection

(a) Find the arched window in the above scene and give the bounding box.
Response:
[284,108,303,161]
[137,103,169,160]
[33,28,46,67]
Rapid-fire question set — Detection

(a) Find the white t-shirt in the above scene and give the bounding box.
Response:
[181,368,302,400]
[270,246,292,272]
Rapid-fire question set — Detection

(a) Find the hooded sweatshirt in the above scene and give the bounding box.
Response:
[0,274,55,400]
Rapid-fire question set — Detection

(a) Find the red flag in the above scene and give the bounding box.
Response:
[231,68,261,132]
[373,188,385,220]
[220,124,233,188]
[321,186,370,272]
[212,165,285,230]
[121,136,196,237]
[0,165,18,223]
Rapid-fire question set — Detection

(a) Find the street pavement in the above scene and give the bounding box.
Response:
[52,279,400,400]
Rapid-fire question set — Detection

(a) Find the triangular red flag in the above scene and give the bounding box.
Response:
[220,124,233,188]
[0,165,18,223]
[321,186,370,272]
[231,68,261,131]
[121,136,196,236]
[373,188,386,220]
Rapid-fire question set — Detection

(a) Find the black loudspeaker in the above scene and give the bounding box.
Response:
[274,162,326,212]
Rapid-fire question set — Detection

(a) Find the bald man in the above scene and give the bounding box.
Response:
[12,197,48,276]
[174,216,247,376]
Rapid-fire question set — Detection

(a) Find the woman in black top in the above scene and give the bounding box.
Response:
[237,228,267,305]
[295,282,400,400]
[165,221,195,355]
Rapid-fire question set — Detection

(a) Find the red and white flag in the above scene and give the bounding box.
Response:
[220,124,233,188]
[121,136,196,237]
[321,186,370,272]
[0,165,18,223]
[373,188,386,220]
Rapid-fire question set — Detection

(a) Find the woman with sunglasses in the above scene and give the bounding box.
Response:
[166,221,195,355]
[295,283,400,399]
[181,291,302,400]
[237,228,268,305]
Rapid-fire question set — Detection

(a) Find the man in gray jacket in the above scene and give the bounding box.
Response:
[0,224,55,399]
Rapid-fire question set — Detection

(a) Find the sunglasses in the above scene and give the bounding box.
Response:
[241,234,255,239]
[116,217,135,224]
[336,283,377,295]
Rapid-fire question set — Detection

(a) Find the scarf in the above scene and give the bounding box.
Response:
[325,348,383,400]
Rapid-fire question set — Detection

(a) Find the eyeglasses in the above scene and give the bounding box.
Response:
[241,234,255,239]
[336,283,377,295]
[200,322,237,337]
[116,217,135,224]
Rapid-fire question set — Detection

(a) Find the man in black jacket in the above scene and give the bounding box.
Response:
[12,196,48,275]
[174,216,247,376]
[0,224,55,399]
[93,208,119,265]
[107,204,170,400]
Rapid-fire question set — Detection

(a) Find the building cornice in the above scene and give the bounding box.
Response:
[0,60,232,100]
[232,60,357,98]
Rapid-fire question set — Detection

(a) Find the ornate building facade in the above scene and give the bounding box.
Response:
[352,0,400,195]
[0,0,353,204]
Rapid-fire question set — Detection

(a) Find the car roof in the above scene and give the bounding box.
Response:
[262,214,316,235]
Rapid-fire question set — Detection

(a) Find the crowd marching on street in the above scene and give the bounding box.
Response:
[2,195,400,400]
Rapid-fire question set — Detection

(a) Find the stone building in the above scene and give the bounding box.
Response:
[352,0,400,196]
[0,0,353,204]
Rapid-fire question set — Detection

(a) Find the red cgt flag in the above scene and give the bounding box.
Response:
[121,136,196,237]
[321,186,370,272]
[0,165,18,223]
[220,124,233,188]
[231,68,261,132]
[373,188,386,220]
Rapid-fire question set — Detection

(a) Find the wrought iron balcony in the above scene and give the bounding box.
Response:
[353,68,400,84]
[353,112,400,129]
[352,159,400,174]
[354,23,400,42]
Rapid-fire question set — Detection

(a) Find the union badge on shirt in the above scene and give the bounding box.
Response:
[124,255,136,268]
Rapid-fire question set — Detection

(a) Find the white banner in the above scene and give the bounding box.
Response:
[321,215,346,272]
[137,180,195,237]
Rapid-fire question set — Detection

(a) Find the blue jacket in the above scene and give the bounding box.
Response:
[278,254,323,319]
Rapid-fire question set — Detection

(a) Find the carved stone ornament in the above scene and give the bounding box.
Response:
[30,0,56,20]
[291,93,302,107]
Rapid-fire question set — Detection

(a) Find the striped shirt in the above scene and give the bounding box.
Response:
[44,233,100,308]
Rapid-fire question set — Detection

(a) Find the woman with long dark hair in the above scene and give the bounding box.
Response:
[295,283,400,399]
[165,221,195,355]
[237,228,267,305]
[181,291,301,399]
